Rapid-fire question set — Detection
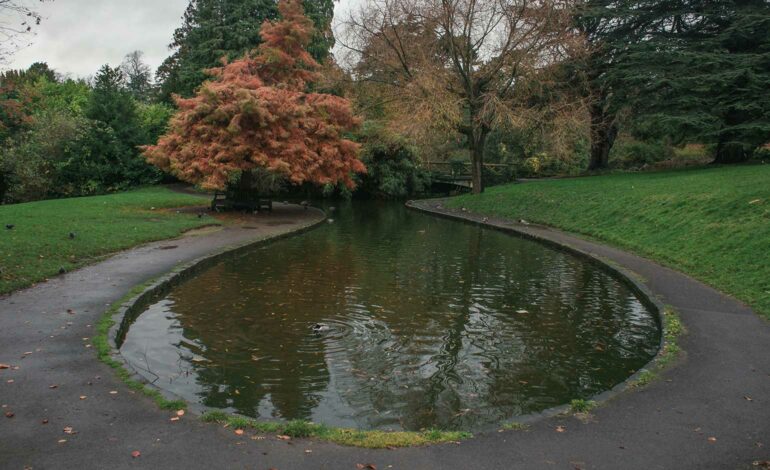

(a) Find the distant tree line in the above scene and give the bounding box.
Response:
[2,0,766,203]
[0,58,173,203]
[0,0,343,204]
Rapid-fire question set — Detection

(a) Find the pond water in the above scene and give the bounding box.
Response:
[119,202,660,431]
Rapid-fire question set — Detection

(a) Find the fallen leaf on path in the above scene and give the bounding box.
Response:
[58,439,67,444]
[707,437,717,443]
[7,379,14,383]
[304,449,312,453]
[5,411,14,418]
[752,460,770,468]
[0,364,10,369]
[41,419,49,424]
[49,385,58,389]
[555,425,566,433]
[276,435,291,440]
[744,396,753,401]
[176,409,185,417]
[79,396,87,400]
[63,426,76,434]
[234,429,244,436]
[356,464,377,470]
[109,391,118,395]
[131,450,141,458]
[170,417,180,422]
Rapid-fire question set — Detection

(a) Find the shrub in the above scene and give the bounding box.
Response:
[136,102,174,145]
[0,110,162,204]
[356,124,431,199]
[0,111,89,202]
[754,144,770,161]
[0,144,50,203]
[610,138,676,169]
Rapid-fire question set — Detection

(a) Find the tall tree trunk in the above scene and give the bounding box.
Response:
[588,101,617,171]
[229,169,255,201]
[713,140,752,164]
[469,126,489,195]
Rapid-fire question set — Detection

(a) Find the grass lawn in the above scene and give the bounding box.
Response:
[448,164,770,319]
[0,187,216,295]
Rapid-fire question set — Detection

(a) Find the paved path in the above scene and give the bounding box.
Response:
[1,201,768,470]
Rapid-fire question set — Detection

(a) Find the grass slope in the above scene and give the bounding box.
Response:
[448,165,770,319]
[0,187,215,294]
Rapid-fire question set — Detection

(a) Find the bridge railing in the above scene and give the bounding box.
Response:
[422,161,513,178]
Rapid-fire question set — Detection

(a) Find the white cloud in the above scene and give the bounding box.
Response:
[5,0,189,79]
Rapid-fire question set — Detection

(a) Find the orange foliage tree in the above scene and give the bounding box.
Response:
[143,0,365,192]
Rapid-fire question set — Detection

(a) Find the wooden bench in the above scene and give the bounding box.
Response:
[211,192,230,212]
[212,193,272,213]
[257,198,272,213]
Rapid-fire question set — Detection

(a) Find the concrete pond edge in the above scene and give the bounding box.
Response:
[406,198,680,426]
[103,210,328,415]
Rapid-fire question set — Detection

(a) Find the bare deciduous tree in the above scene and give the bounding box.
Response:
[121,50,153,101]
[0,0,50,62]
[340,0,577,192]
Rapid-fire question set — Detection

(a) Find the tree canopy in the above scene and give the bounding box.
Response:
[610,0,770,163]
[571,0,770,167]
[157,0,335,101]
[342,0,575,193]
[144,0,365,191]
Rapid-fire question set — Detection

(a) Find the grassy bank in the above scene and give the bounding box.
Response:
[448,165,770,319]
[0,187,215,294]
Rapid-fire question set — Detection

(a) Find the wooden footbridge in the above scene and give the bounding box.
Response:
[423,161,513,190]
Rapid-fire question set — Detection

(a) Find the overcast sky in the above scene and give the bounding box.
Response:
[5,0,357,80]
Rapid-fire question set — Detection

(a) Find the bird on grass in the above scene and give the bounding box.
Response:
[69,232,76,239]
[300,201,309,210]
[5,224,14,230]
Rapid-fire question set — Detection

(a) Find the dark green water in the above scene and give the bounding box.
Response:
[120,202,660,431]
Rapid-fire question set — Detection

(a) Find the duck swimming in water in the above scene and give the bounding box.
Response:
[312,323,330,333]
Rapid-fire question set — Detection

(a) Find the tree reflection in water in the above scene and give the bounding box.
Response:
[121,202,660,431]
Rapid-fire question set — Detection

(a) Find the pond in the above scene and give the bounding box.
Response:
[119,202,660,431]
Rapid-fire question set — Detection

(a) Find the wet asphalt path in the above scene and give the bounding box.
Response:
[0,200,768,469]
